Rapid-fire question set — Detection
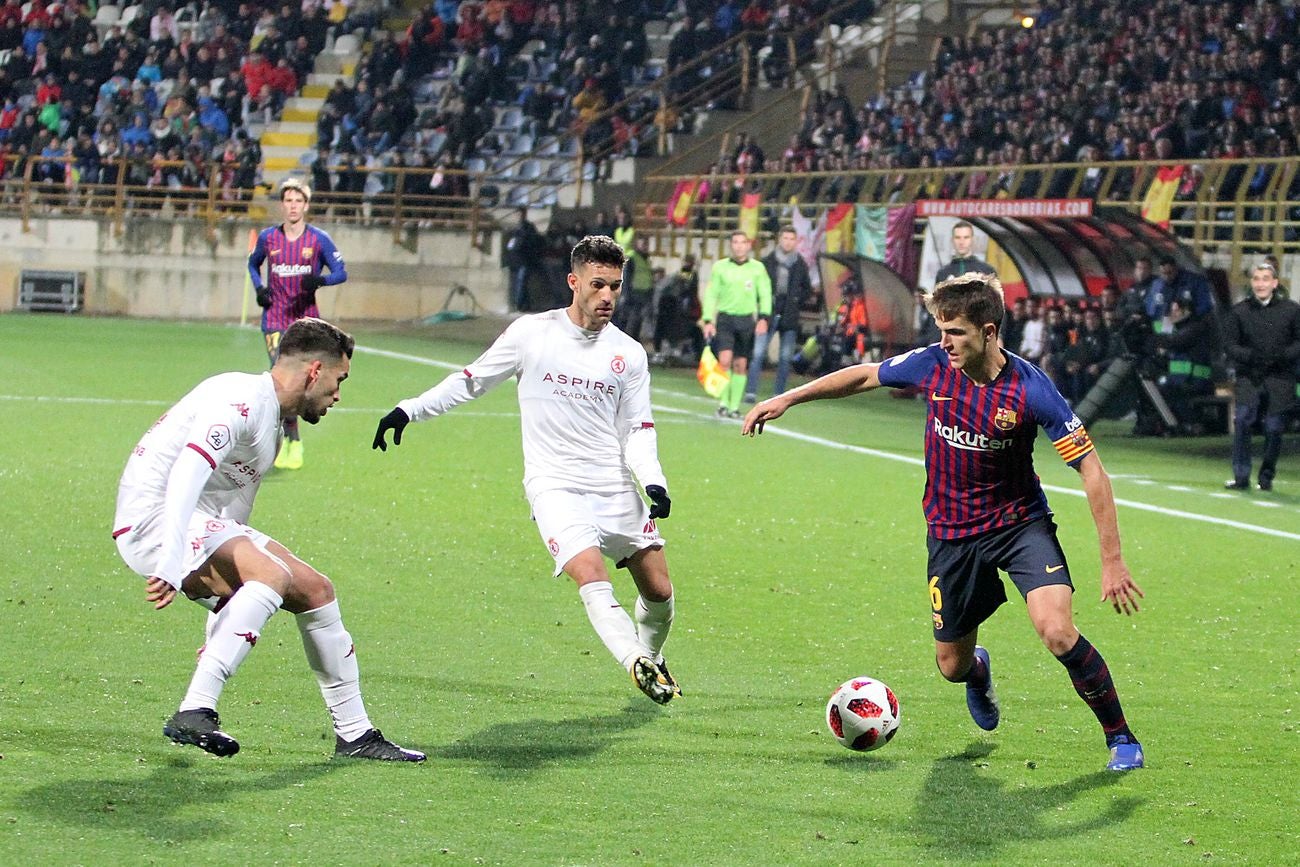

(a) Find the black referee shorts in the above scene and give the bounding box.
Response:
[713,311,756,359]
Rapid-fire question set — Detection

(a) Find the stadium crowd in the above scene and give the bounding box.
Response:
[0,0,380,196]
[700,0,1300,221]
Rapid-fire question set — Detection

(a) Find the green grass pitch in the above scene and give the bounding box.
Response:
[0,313,1297,865]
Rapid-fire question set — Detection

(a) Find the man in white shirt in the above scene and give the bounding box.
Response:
[113,318,424,761]
[373,236,682,704]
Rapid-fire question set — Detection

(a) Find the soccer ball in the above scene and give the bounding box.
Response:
[825,676,900,751]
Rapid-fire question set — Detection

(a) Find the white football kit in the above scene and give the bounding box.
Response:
[398,309,668,572]
[114,371,281,589]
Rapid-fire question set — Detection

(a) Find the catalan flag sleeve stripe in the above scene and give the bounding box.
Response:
[1053,426,1095,465]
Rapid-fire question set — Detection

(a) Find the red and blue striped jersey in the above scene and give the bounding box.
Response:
[877,345,1095,539]
[247,223,348,332]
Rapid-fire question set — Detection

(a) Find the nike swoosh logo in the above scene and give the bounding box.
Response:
[931,393,953,401]
[1045,564,1065,573]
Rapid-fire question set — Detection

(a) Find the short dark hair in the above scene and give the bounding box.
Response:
[778,225,796,236]
[952,220,974,234]
[571,235,625,272]
[278,317,354,360]
[927,272,1005,330]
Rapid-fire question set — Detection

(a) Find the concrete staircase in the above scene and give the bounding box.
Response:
[259,51,359,189]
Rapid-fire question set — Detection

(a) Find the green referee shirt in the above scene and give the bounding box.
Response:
[703,257,773,323]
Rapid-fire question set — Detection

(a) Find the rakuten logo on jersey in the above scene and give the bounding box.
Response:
[932,418,1013,452]
[271,263,314,278]
[541,371,618,401]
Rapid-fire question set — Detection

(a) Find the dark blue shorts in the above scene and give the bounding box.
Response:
[925,516,1073,642]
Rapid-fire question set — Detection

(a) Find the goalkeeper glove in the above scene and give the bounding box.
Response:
[255,286,272,308]
[645,485,671,519]
[301,274,323,303]
[372,407,410,451]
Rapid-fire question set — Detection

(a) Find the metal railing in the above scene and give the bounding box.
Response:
[0,155,497,245]
[637,157,1300,278]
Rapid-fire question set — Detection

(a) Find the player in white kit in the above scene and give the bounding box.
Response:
[372,235,681,704]
[113,317,424,761]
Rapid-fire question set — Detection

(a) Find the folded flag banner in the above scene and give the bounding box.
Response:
[668,179,697,227]
[1141,165,1184,229]
[697,346,729,398]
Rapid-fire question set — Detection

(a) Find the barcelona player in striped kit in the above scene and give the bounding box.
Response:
[743,272,1146,771]
[248,178,349,470]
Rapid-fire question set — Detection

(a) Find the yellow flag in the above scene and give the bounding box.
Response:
[696,347,730,398]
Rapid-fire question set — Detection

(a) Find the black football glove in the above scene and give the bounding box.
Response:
[301,274,323,302]
[645,485,671,519]
[255,286,272,308]
[372,407,410,451]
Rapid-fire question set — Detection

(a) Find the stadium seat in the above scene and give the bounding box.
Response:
[535,136,560,157]
[506,133,534,157]
[530,59,557,83]
[476,183,500,207]
[94,5,121,26]
[546,161,576,183]
[505,185,531,208]
[333,34,360,55]
[535,186,558,207]
[423,131,447,154]
[517,159,543,180]
[493,106,524,133]
[465,156,488,174]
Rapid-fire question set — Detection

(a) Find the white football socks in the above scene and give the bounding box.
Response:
[634,594,674,661]
[296,600,373,742]
[578,580,647,671]
[180,580,282,712]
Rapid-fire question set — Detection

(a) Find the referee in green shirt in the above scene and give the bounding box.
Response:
[703,231,773,417]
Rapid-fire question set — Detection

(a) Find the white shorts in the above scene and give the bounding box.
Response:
[113,508,269,584]
[530,488,664,576]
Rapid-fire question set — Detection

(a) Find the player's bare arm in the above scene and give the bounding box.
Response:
[741,362,883,436]
[1076,450,1144,615]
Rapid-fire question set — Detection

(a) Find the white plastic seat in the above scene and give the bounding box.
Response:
[333,34,360,55]
[506,132,534,156]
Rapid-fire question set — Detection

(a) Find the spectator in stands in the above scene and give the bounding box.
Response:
[151,5,181,45]
[1146,256,1215,331]
[1018,297,1046,365]
[746,225,812,401]
[612,201,634,252]
[502,205,545,311]
[703,230,772,418]
[311,146,334,211]
[1060,307,1111,403]
[1224,262,1300,491]
[616,234,654,342]
[1153,298,1216,434]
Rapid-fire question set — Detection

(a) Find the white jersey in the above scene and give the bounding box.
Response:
[398,309,667,500]
[114,372,281,578]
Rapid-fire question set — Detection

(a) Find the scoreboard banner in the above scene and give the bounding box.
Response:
[916,199,1094,218]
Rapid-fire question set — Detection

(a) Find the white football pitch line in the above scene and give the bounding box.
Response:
[0,394,518,419]
[352,346,1300,542]
[643,384,1300,543]
[9,340,1298,541]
